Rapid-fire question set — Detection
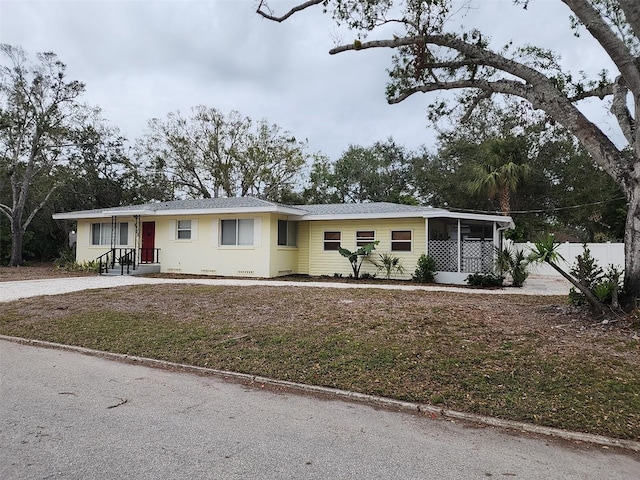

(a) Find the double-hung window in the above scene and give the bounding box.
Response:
[391,230,412,251]
[221,219,254,246]
[91,222,128,246]
[356,230,375,247]
[177,220,192,240]
[277,220,298,247]
[323,231,341,251]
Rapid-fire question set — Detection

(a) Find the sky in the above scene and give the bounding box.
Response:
[0,0,620,161]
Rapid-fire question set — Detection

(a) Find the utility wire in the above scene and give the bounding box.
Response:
[448,196,627,215]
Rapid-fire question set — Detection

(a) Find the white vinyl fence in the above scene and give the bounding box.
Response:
[512,242,625,276]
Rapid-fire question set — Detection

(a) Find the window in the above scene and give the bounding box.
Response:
[221,219,254,246]
[277,220,298,247]
[91,222,128,246]
[324,231,341,251]
[356,230,375,247]
[177,220,192,240]
[391,230,412,251]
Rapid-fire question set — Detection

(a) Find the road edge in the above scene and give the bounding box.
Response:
[2,334,638,453]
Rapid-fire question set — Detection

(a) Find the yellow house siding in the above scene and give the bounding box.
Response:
[268,215,299,277]
[296,221,310,274]
[308,218,426,279]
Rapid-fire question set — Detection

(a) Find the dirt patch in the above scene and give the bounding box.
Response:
[0,263,96,282]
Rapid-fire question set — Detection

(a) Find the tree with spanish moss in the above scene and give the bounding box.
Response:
[257,0,640,305]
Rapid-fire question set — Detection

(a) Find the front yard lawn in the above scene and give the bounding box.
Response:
[1,283,638,440]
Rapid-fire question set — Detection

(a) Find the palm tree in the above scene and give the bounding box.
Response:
[468,136,530,215]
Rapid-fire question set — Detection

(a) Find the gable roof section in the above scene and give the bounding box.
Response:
[52,198,514,228]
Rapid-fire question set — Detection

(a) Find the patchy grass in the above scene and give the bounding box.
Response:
[1,283,639,440]
[0,262,96,281]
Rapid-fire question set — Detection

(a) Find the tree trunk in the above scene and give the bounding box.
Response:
[9,216,23,267]
[547,260,607,314]
[623,186,640,303]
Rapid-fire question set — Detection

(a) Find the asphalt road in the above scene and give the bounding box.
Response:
[1,339,638,479]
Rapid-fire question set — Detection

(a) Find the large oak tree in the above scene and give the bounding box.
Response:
[257,0,640,302]
[0,45,85,266]
[135,106,309,201]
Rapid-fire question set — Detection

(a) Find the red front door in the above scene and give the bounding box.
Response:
[141,222,155,263]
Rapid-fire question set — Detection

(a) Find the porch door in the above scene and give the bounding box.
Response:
[141,222,155,263]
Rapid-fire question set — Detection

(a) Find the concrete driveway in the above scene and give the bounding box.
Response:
[1,339,638,480]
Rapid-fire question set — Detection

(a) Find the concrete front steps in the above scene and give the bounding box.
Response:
[101,263,161,276]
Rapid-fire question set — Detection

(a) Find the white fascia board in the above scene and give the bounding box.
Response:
[52,205,307,220]
[299,212,430,221]
[299,210,514,228]
[52,211,112,220]
[103,209,153,216]
[428,211,515,228]
[147,206,307,217]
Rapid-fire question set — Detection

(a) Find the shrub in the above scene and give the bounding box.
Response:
[412,254,437,283]
[372,252,405,280]
[466,272,504,288]
[496,245,529,287]
[568,244,623,309]
[570,244,604,292]
[55,260,100,273]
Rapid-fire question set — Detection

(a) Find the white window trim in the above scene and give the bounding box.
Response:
[323,231,341,251]
[173,219,197,242]
[219,218,256,247]
[355,230,376,248]
[177,220,192,240]
[390,229,413,252]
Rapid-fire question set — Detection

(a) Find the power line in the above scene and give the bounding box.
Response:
[448,196,627,215]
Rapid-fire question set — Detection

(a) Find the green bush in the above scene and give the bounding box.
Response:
[55,259,100,273]
[568,245,622,307]
[466,272,504,288]
[496,245,529,287]
[372,252,405,279]
[412,254,437,283]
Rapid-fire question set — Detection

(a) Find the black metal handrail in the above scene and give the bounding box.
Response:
[97,248,137,275]
[118,249,136,275]
[139,248,161,264]
[96,248,116,274]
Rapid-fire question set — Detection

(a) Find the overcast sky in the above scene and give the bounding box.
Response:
[0,0,619,161]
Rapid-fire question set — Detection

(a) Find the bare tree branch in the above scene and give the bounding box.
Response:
[568,83,614,102]
[256,0,324,23]
[461,90,493,123]
[562,0,640,92]
[618,0,640,43]
[21,183,58,231]
[611,76,635,145]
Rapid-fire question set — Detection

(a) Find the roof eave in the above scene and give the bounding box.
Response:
[53,205,308,220]
[299,211,429,221]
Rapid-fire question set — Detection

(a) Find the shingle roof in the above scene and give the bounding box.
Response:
[53,198,511,227]
[108,197,279,212]
[295,202,437,216]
